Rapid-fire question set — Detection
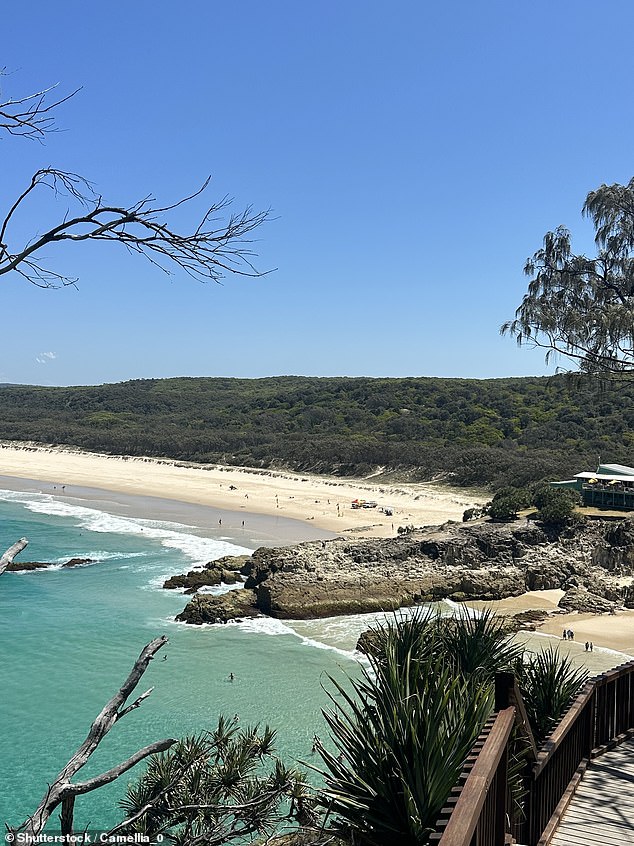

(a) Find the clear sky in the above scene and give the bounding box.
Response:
[2,1,633,386]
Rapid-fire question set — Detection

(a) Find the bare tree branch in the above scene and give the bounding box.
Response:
[0,169,272,288]
[11,636,175,837]
[69,739,176,795]
[0,72,272,288]
[0,69,79,140]
[0,537,28,575]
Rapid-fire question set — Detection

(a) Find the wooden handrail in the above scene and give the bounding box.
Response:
[533,658,634,776]
[433,659,634,846]
[533,681,594,777]
[437,707,516,846]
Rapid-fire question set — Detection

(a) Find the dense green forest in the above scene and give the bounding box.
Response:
[0,375,632,489]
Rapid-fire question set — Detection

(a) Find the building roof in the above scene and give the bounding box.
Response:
[598,463,634,476]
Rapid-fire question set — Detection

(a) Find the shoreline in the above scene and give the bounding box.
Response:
[0,441,485,539]
[3,442,633,667]
[465,590,634,664]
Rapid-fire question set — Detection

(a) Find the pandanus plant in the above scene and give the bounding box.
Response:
[314,607,523,845]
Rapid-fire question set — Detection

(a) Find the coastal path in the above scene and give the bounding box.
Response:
[431,663,634,846]
[549,737,634,846]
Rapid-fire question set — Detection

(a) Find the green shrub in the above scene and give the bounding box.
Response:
[533,487,581,525]
[516,647,589,745]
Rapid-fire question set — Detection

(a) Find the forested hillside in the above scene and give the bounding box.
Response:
[0,375,632,489]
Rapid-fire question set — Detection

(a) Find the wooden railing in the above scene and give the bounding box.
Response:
[430,707,515,846]
[431,659,634,846]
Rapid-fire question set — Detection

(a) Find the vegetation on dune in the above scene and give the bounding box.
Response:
[1,373,633,488]
[476,483,582,524]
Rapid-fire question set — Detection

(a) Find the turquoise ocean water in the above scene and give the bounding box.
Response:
[0,481,380,831]
[4,480,625,832]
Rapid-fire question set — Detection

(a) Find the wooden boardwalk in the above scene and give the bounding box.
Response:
[550,739,634,846]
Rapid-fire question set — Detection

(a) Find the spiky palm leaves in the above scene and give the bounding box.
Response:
[317,651,493,844]
[439,608,524,680]
[315,607,521,845]
[516,647,589,746]
[118,716,312,846]
[360,606,523,680]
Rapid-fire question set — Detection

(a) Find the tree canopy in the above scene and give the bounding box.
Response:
[1,373,632,489]
[0,70,270,288]
[502,178,634,376]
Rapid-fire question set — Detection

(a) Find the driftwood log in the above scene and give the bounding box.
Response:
[0,537,28,575]
[11,635,175,837]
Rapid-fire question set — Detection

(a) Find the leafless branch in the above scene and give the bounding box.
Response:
[0,169,272,288]
[0,69,79,140]
[11,636,175,837]
[0,537,28,575]
[69,739,176,795]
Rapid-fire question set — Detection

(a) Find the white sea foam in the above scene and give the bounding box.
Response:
[232,616,299,636]
[0,489,252,565]
[198,582,245,596]
[52,550,148,564]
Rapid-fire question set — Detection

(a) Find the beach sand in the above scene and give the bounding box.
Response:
[2,442,633,670]
[465,590,634,672]
[0,442,485,539]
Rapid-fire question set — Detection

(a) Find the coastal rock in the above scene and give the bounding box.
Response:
[172,517,634,624]
[6,557,94,571]
[503,609,550,633]
[176,588,259,625]
[62,557,93,568]
[163,554,250,591]
[164,569,222,590]
[558,587,616,614]
[6,561,50,572]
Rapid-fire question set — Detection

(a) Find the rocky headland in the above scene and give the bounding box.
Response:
[170,518,634,625]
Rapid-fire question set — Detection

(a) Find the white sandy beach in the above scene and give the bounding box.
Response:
[0,441,485,539]
[466,590,634,667]
[3,441,633,666]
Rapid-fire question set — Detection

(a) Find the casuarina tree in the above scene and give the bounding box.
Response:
[502,178,634,376]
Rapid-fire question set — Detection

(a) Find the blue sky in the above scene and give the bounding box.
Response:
[2,1,633,386]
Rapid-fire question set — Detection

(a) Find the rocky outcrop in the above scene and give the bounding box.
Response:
[7,557,94,571]
[62,557,93,568]
[163,555,250,592]
[558,587,616,613]
[6,561,50,571]
[176,588,259,624]
[174,517,634,624]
